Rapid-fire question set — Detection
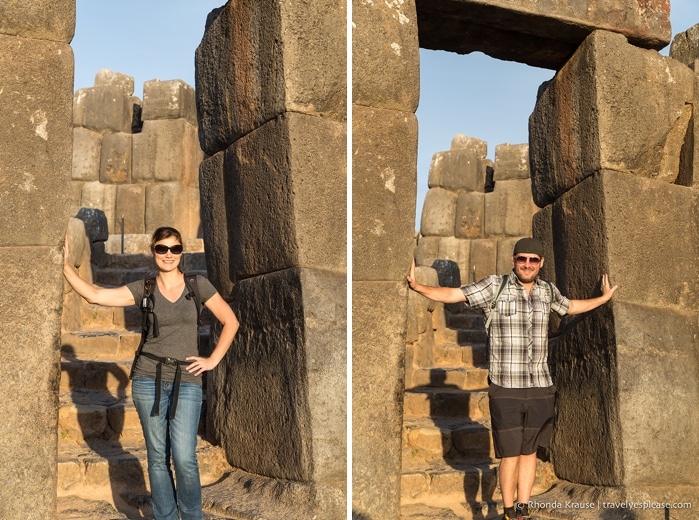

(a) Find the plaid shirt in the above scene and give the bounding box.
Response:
[461,271,570,388]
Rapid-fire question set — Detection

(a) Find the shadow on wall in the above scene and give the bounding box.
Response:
[61,344,150,518]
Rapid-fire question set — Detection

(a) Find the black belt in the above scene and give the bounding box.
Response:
[139,352,190,419]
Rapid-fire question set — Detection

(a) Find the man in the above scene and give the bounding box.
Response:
[406,237,617,520]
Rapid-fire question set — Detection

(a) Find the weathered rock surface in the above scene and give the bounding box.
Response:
[195,0,345,156]
[0,0,75,41]
[352,105,418,282]
[415,0,670,69]
[211,267,346,519]
[530,30,695,207]
[218,112,345,280]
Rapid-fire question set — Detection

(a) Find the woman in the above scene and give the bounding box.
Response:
[63,226,239,520]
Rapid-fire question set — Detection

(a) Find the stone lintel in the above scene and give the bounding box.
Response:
[415,0,670,70]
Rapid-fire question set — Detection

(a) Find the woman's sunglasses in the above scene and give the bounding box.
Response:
[154,244,183,255]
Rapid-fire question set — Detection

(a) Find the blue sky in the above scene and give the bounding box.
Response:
[415,0,699,225]
[72,1,225,92]
[72,0,699,227]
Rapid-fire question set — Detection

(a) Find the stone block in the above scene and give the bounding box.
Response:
[532,206,555,283]
[551,300,699,490]
[353,280,407,519]
[454,191,484,239]
[351,0,418,112]
[210,268,345,486]
[438,237,470,285]
[496,237,521,276]
[439,135,488,192]
[0,36,73,247]
[133,119,200,186]
[73,85,137,134]
[669,23,699,70]
[115,185,146,234]
[199,152,235,300]
[224,112,346,279]
[484,179,535,237]
[427,151,445,188]
[75,207,109,244]
[614,303,699,488]
[81,182,117,234]
[0,0,75,42]
[196,0,346,155]
[552,170,699,311]
[99,132,132,184]
[420,188,458,237]
[494,143,529,181]
[70,181,83,207]
[407,266,439,343]
[415,0,669,70]
[93,69,135,95]
[353,105,417,281]
[144,182,191,237]
[142,79,197,126]
[72,127,102,181]
[530,30,695,207]
[469,239,497,281]
[187,186,202,238]
[0,247,63,519]
[414,235,440,268]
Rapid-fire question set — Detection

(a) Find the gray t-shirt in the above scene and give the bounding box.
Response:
[127,274,218,385]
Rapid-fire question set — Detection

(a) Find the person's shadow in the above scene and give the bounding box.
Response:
[61,344,149,519]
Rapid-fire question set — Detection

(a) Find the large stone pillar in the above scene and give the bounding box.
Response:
[352,0,419,516]
[0,1,75,518]
[195,2,346,518]
[530,30,699,501]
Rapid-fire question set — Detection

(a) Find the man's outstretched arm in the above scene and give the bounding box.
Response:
[567,274,618,315]
[406,259,467,304]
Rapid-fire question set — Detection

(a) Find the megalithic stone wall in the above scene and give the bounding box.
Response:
[416,137,537,283]
[530,29,699,500]
[0,1,75,519]
[72,70,203,243]
[195,2,346,518]
[352,0,420,516]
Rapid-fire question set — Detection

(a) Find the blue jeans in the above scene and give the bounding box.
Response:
[132,376,203,520]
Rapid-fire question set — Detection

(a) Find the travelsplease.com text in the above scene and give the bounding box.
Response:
[529,500,692,510]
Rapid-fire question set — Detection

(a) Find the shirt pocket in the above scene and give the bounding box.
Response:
[533,291,551,313]
[497,295,517,317]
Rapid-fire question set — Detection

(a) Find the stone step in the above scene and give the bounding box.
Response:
[401,459,501,504]
[409,367,489,392]
[61,358,134,397]
[62,331,141,360]
[400,497,502,520]
[57,495,129,519]
[58,398,143,445]
[403,416,494,463]
[77,302,142,332]
[433,343,488,369]
[403,388,490,421]
[437,327,488,346]
[57,438,231,500]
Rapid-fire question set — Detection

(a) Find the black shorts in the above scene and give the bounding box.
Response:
[488,384,556,458]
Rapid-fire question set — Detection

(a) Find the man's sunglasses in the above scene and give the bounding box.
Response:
[515,255,541,265]
[154,244,183,255]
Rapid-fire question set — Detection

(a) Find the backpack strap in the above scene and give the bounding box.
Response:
[484,275,509,331]
[183,273,202,327]
[129,275,157,379]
